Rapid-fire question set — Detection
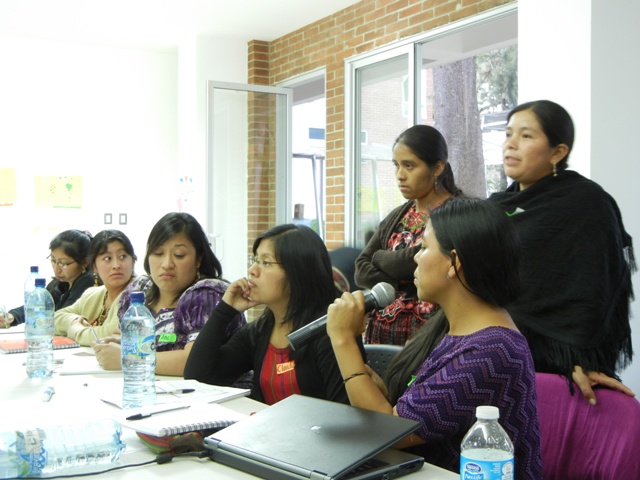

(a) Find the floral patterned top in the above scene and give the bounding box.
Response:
[364,202,441,346]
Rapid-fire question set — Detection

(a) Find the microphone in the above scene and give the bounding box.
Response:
[287,282,395,351]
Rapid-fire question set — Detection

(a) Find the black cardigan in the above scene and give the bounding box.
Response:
[185,301,364,405]
[9,271,94,325]
[354,200,420,297]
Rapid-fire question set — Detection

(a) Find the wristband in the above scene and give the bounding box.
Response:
[343,371,368,384]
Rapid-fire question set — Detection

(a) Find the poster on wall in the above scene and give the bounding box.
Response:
[0,168,17,206]
[35,176,83,208]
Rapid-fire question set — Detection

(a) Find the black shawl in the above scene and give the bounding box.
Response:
[489,170,635,380]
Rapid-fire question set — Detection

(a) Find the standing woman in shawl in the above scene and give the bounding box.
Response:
[489,99,636,404]
[354,125,462,346]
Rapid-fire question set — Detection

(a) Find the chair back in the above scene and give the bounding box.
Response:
[536,372,640,480]
[364,344,403,379]
[328,247,361,292]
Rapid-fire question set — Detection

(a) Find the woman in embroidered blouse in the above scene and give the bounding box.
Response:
[185,224,361,405]
[354,125,462,346]
[327,198,542,477]
[1,229,94,328]
[54,229,136,345]
[94,212,245,377]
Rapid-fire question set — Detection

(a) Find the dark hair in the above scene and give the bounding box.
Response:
[89,230,137,286]
[384,198,521,403]
[49,230,93,271]
[385,310,449,404]
[253,224,338,356]
[394,124,462,196]
[143,213,223,305]
[430,198,521,306]
[507,100,574,171]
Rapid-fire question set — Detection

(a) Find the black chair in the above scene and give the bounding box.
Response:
[328,247,361,292]
[364,344,403,379]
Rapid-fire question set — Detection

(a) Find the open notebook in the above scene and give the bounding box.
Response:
[204,394,424,480]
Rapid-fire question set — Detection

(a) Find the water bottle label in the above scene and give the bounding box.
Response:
[460,456,514,480]
[122,334,156,357]
[26,311,54,333]
[17,429,46,476]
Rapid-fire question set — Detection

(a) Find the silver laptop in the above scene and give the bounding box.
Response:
[204,394,424,480]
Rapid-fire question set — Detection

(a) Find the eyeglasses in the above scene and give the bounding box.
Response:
[248,255,281,269]
[48,257,77,270]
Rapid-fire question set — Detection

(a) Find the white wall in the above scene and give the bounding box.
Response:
[590,0,640,394]
[519,0,640,394]
[0,36,180,307]
[0,33,250,309]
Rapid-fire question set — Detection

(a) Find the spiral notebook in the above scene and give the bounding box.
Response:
[117,402,247,437]
[0,336,79,354]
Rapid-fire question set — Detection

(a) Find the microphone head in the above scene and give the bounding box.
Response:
[370,282,396,308]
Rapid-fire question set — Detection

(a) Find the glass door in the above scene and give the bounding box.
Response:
[206,81,292,281]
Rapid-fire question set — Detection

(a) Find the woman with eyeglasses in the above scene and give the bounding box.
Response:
[54,230,137,346]
[1,229,94,328]
[93,212,246,377]
[185,224,362,405]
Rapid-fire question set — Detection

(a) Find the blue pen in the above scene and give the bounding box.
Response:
[41,386,55,402]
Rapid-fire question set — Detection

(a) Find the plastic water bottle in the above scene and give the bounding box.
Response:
[0,419,125,478]
[460,405,514,480]
[121,291,156,409]
[25,278,55,378]
[23,266,42,304]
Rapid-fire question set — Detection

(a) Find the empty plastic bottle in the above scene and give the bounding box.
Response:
[460,405,514,480]
[121,291,156,409]
[0,419,125,478]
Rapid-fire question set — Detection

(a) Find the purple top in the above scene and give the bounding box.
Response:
[396,327,542,478]
[118,275,245,352]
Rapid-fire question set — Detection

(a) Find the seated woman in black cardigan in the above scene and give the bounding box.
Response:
[185,224,363,405]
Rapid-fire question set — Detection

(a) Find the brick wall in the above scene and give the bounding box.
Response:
[248,0,514,248]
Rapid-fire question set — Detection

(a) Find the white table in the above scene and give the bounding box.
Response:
[0,328,457,479]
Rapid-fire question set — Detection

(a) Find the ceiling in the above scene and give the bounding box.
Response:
[0,0,361,49]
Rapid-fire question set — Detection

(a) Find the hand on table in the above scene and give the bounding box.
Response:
[93,335,122,370]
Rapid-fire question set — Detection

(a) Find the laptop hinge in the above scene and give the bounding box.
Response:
[310,471,329,480]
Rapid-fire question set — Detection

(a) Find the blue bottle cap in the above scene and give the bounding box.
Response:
[31,266,39,273]
[131,291,145,304]
[35,278,46,288]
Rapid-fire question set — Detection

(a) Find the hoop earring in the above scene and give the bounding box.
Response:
[553,163,558,177]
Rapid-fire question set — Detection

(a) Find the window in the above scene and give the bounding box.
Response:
[345,6,517,247]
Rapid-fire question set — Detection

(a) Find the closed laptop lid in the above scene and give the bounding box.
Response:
[204,394,422,480]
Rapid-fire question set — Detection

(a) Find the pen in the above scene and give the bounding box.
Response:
[41,386,55,402]
[91,328,100,342]
[157,388,196,395]
[125,405,191,421]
